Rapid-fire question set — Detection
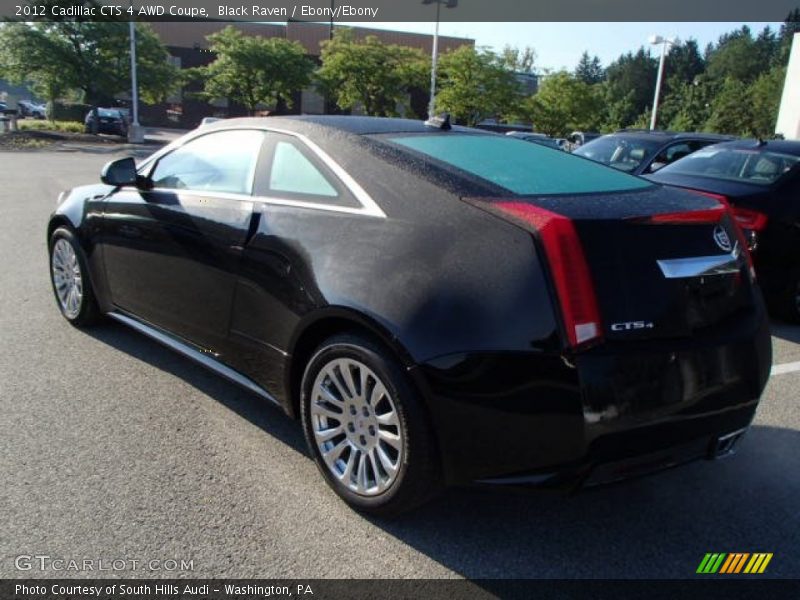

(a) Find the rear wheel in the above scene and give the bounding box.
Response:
[776,269,800,324]
[300,334,440,516]
[49,227,100,327]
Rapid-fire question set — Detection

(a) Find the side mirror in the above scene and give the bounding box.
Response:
[101,157,138,187]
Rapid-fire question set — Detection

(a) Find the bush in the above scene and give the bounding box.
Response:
[18,120,85,133]
[47,101,91,122]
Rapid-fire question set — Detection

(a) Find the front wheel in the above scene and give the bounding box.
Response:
[300,334,441,516]
[49,227,100,327]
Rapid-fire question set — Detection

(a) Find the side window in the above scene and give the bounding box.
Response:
[150,130,264,194]
[269,140,338,198]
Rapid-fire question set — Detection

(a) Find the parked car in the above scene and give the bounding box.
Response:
[574,130,734,175]
[0,101,7,112]
[18,100,46,119]
[506,131,565,150]
[84,108,128,136]
[647,139,800,322]
[47,116,771,515]
[566,131,601,149]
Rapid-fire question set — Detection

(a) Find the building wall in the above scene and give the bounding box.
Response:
[776,33,800,140]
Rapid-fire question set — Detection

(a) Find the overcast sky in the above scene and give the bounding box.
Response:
[350,22,782,71]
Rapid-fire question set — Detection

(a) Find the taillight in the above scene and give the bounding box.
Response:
[640,205,726,224]
[731,207,768,232]
[494,201,602,349]
[684,190,759,280]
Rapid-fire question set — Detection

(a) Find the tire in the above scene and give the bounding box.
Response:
[48,227,101,327]
[300,333,441,517]
[774,269,800,324]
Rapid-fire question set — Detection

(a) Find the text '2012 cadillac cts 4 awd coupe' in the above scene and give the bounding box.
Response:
[47,116,772,515]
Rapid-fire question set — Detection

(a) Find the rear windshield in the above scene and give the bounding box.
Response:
[388,134,652,195]
[574,135,664,172]
[657,147,800,185]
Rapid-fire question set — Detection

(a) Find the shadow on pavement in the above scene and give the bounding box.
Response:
[85,320,307,456]
[86,320,799,579]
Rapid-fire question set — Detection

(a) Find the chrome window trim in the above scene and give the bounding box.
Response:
[134,124,386,219]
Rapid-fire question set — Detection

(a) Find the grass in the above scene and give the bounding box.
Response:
[17,120,85,133]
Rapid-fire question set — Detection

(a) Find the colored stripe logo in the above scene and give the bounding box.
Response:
[697,553,773,574]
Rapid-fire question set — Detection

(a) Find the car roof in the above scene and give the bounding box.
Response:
[201,115,484,136]
[704,138,800,155]
[607,129,734,143]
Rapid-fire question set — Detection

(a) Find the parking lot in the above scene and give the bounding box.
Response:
[1,148,799,580]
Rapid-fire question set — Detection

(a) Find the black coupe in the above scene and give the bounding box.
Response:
[47,117,771,515]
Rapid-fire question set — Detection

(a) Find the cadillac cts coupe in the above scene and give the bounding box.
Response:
[47,116,771,515]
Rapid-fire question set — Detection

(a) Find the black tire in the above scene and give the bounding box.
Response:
[48,227,101,327]
[775,269,800,324]
[300,333,441,517]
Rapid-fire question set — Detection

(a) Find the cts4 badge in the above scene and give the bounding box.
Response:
[611,321,655,332]
[713,225,733,252]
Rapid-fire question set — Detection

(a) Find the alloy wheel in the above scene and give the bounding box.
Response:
[51,238,83,319]
[309,358,403,496]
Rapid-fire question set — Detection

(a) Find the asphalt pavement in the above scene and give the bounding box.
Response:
[0,149,798,580]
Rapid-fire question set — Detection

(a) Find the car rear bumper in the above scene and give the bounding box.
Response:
[413,306,771,486]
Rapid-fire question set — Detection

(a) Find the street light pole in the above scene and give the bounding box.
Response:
[649,35,678,131]
[428,1,440,119]
[423,0,457,120]
[128,2,144,143]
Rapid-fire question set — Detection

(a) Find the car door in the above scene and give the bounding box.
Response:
[224,132,370,393]
[101,128,266,354]
[644,140,715,174]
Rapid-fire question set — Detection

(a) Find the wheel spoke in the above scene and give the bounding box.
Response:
[318,384,344,407]
[312,401,342,421]
[368,381,386,406]
[339,360,359,399]
[375,411,398,427]
[355,451,368,493]
[375,444,398,475]
[378,429,402,451]
[328,366,353,401]
[314,424,343,444]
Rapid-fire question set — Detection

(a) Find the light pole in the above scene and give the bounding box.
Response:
[423,0,457,119]
[649,35,679,131]
[128,2,144,143]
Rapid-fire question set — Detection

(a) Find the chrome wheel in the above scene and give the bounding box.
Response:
[309,358,403,496]
[51,238,83,319]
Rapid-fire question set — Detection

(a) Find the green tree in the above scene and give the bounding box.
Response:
[194,26,313,115]
[705,77,753,135]
[316,29,427,117]
[0,7,178,126]
[574,51,604,84]
[521,71,603,137]
[500,45,536,74]
[435,46,522,126]
[663,77,716,132]
[705,26,766,84]
[750,66,786,137]
[603,48,656,128]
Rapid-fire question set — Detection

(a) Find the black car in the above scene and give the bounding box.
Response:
[648,139,800,322]
[506,131,565,150]
[84,108,128,136]
[47,117,771,515]
[18,100,46,119]
[574,130,734,175]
